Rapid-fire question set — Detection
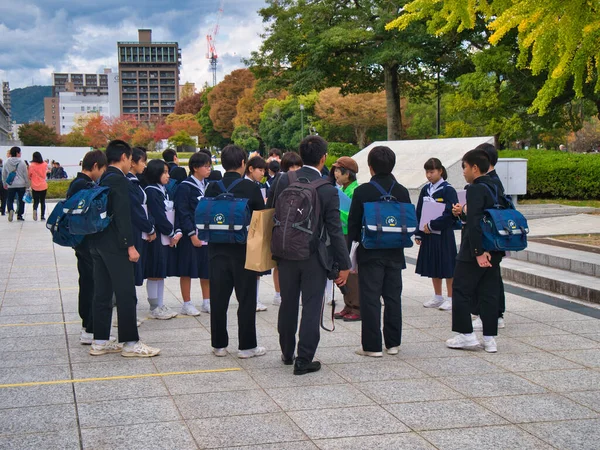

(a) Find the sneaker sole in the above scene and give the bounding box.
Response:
[484,347,497,353]
[80,339,93,345]
[121,350,160,358]
[89,348,122,356]
[180,311,201,316]
[447,343,481,350]
[238,351,267,359]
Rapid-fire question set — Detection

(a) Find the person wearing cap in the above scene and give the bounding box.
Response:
[331,156,361,321]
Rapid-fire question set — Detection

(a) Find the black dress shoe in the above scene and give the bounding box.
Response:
[281,355,294,366]
[293,360,321,375]
[17,216,24,221]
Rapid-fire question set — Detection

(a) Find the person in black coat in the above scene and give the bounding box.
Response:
[204,145,267,360]
[268,136,351,375]
[66,150,108,346]
[446,149,504,353]
[348,146,412,357]
[163,148,187,182]
[174,152,212,316]
[87,140,160,357]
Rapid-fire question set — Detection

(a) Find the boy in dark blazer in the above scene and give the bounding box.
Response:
[347,146,412,357]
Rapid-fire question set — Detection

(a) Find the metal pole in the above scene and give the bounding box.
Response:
[436,68,441,136]
[300,104,305,138]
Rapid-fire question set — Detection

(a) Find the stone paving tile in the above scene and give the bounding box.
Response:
[521,419,600,450]
[500,322,571,337]
[0,334,67,352]
[0,364,70,385]
[187,412,307,449]
[516,334,600,351]
[477,351,583,372]
[221,442,318,450]
[439,373,548,398]
[564,391,600,413]
[518,368,600,393]
[152,354,241,373]
[0,403,78,435]
[0,429,80,450]
[357,378,464,404]
[81,420,198,450]
[553,348,600,368]
[421,425,552,450]
[313,433,436,450]
[516,309,597,322]
[74,377,170,403]
[163,370,260,396]
[328,360,426,383]
[384,399,508,431]
[0,384,74,409]
[0,347,69,367]
[551,320,600,335]
[174,389,281,419]
[407,355,505,377]
[0,313,66,325]
[78,396,181,428]
[266,384,374,411]
[247,365,346,389]
[70,358,158,378]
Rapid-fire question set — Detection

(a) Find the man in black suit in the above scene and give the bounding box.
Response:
[347,146,412,357]
[268,136,351,375]
[88,140,160,358]
[163,148,187,182]
[204,145,267,359]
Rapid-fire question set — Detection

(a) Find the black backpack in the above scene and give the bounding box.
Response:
[271,171,330,260]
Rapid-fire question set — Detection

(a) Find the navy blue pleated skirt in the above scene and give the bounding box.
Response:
[415,228,457,279]
[176,235,209,279]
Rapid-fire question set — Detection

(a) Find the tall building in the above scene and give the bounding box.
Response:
[52,71,110,97]
[117,29,181,121]
[2,82,11,121]
[0,101,10,143]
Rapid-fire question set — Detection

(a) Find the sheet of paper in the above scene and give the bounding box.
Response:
[456,189,467,205]
[419,201,445,235]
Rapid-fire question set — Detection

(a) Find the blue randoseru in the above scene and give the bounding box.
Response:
[195,179,252,244]
[361,180,417,249]
[480,184,529,252]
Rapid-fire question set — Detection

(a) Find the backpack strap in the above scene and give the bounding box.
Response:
[480,183,502,208]
[217,177,244,194]
[370,180,397,200]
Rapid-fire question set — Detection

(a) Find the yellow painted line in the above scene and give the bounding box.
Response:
[0,321,79,328]
[0,368,242,389]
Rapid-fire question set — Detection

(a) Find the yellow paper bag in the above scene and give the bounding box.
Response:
[245,208,277,272]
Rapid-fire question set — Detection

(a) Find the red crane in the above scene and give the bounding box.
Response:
[206,0,225,87]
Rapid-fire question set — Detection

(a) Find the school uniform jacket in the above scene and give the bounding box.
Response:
[415,181,459,240]
[127,173,155,237]
[174,176,205,237]
[167,162,187,183]
[347,174,412,265]
[145,184,178,238]
[66,172,94,199]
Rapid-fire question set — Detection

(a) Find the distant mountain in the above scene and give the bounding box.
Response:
[10,85,52,124]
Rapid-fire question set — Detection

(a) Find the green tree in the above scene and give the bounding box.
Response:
[61,129,91,147]
[388,0,600,117]
[18,122,61,146]
[168,130,196,149]
[231,125,260,152]
[196,87,229,148]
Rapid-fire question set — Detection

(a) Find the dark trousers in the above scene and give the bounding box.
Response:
[209,254,258,350]
[358,259,403,352]
[453,257,501,336]
[472,259,506,318]
[7,187,25,216]
[89,245,139,342]
[0,186,6,214]
[75,241,94,333]
[32,189,47,217]
[278,253,328,363]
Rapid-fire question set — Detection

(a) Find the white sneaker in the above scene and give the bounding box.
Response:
[355,348,383,358]
[483,337,497,353]
[498,317,505,329]
[439,299,452,311]
[446,334,481,350]
[386,346,400,355]
[238,346,267,359]
[273,295,282,306]
[137,319,142,327]
[90,339,123,356]
[256,301,268,312]
[213,347,228,357]
[180,302,201,316]
[423,297,445,308]
[150,305,177,320]
[8,211,14,222]
[122,341,160,357]
[201,300,211,313]
[472,316,483,331]
[80,329,94,345]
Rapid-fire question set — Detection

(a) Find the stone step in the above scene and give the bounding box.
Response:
[501,258,600,304]
[517,204,599,220]
[509,242,600,277]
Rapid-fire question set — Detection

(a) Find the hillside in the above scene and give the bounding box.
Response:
[10,85,52,124]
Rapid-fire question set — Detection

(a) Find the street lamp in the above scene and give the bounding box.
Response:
[300,103,305,139]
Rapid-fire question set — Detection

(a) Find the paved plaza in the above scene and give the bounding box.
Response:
[1,212,600,449]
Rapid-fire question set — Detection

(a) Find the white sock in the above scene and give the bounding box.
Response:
[446,297,452,302]
[274,292,281,300]
[434,294,444,300]
[464,333,475,338]
[124,341,137,348]
[256,278,261,302]
[483,335,495,342]
[325,279,333,297]
[157,279,165,307]
[146,281,158,309]
[94,340,108,345]
[203,298,210,304]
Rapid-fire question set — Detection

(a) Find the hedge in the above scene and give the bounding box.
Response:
[47,180,71,199]
[499,150,600,199]
[147,152,195,160]
[328,142,359,157]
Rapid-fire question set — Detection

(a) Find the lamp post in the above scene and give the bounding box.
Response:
[300,103,305,139]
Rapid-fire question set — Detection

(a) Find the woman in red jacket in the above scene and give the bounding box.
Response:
[28,152,48,221]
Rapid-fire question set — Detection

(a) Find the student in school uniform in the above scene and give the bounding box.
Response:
[446,148,503,353]
[347,146,411,357]
[174,152,212,316]
[66,150,108,345]
[244,155,270,312]
[417,158,459,311]
[265,160,280,195]
[144,160,182,320]
[87,140,160,357]
[162,148,187,182]
[204,145,267,359]
[127,148,156,289]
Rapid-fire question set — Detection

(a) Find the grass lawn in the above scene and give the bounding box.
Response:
[519,199,600,208]
[551,234,600,248]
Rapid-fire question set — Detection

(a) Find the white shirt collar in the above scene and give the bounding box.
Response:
[305,165,322,176]
[428,179,445,196]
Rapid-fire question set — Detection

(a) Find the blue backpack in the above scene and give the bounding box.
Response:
[165,166,183,199]
[195,179,252,244]
[480,184,529,252]
[361,180,417,249]
[46,204,85,248]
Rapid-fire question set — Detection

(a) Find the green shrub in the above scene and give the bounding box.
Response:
[47,180,71,199]
[147,152,195,160]
[500,150,600,199]
[328,142,359,157]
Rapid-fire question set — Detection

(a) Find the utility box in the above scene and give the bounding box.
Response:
[495,158,528,197]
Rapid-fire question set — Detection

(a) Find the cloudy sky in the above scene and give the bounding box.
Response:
[0,0,267,90]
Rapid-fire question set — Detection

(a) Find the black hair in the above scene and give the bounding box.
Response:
[299,136,327,166]
[189,152,211,176]
[268,160,280,174]
[368,146,396,175]
[474,143,498,167]
[162,148,177,163]
[132,147,148,164]
[9,146,20,157]
[423,157,448,180]
[199,148,212,160]
[281,152,303,172]
[146,159,168,184]
[81,150,108,171]
[268,148,283,159]
[334,166,357,182]
[462,149,490,174]
[105,139,132,164]
[31,151,44,164]
[245,156,267,174]
[221,145,248,171]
